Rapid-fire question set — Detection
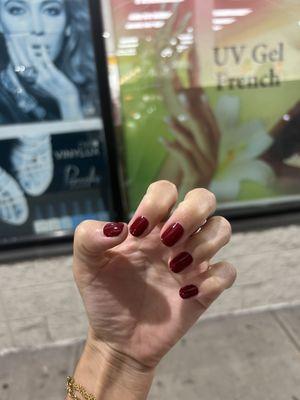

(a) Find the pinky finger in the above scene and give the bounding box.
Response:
[180,261,237,309]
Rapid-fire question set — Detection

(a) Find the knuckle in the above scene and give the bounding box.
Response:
[176,201,193,219]
[160,199,175,214]
[178,200,207,222]
[194,188,216,201]
[211,276,225,296]
[74,220,90,241]
[141,196,153,209]
[197,207,209,223]
[185,188,217,210]
[205,238,217,255]
[142,196,172,215]
[148,179,175,191]
[204,262,237,306]
[185,187,206,198]
[147,180,178,201]
[74,221,87,237]
[202,277,224,307]
[218,216,232,244]
[222,262,237,288]
[207,189,217,206]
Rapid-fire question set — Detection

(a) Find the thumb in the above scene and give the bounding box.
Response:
[73,220,128,267]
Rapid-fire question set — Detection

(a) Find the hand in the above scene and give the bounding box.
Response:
[160,84,221,198]
[73,180,236,372]
[151,6,221,195]
[6,34,83,120]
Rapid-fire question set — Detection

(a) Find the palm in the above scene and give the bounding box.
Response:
[73,223,206,368]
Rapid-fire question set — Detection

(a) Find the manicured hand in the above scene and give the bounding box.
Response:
[73,180,236,370]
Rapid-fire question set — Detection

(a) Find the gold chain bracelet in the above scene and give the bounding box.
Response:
[66,376,96,400]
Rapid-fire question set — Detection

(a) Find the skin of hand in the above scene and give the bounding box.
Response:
[6,34,83,120]
[71,180,236,399]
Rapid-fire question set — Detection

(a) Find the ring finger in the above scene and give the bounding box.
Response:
[168,216,232,275]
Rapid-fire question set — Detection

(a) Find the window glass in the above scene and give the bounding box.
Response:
[110,0,300,215]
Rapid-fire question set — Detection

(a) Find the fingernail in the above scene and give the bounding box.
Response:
[130,216,149,237]
[161,222,184,247]
[103,222,124,237]
[179,284,199,299]
[170,252,193,273]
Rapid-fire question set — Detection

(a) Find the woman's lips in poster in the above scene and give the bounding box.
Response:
[31,44,50,49]
[31,43,50,56]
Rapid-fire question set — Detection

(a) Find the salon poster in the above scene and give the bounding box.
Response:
[0,0,114,243]
[0,130,111,240]
[110,0,300,213]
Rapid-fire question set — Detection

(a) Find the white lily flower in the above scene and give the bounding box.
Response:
[284,154,300,168]
[209,95,275,201]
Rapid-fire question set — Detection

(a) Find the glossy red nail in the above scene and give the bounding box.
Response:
[179,285,199,299]
[130,216,149,237]
[170,252,193,273]
[161,222,184,247]
[103,222,124,237]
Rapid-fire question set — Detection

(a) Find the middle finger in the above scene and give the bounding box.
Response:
[160,188,216,247]
[168,216,232,274]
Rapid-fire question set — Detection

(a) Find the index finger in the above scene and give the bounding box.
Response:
[129,180,178,237]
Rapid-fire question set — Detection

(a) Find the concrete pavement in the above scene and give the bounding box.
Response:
[1,305,300,400]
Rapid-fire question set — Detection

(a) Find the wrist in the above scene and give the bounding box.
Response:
[67,329,155,400]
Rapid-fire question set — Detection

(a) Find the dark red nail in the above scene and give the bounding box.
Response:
[103,222,124,237]
[130,216,149,237]
[179,285,199,299]
[170,252,193,273]
[161,222,184,247]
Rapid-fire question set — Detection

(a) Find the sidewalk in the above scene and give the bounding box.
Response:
[1,305,300,400]
[150,305,300,400]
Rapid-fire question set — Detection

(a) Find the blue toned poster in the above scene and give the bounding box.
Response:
[0,0,117,244]
[0,129,112,240]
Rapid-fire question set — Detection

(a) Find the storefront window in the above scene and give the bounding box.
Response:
[109,0,300,215]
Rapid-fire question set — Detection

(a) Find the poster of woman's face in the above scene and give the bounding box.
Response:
[0,0,100,124]
[0,0,117,244]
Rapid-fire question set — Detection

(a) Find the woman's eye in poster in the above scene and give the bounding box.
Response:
[43,3,63,17]
[6,3,26,16]
[0,0,100,123]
